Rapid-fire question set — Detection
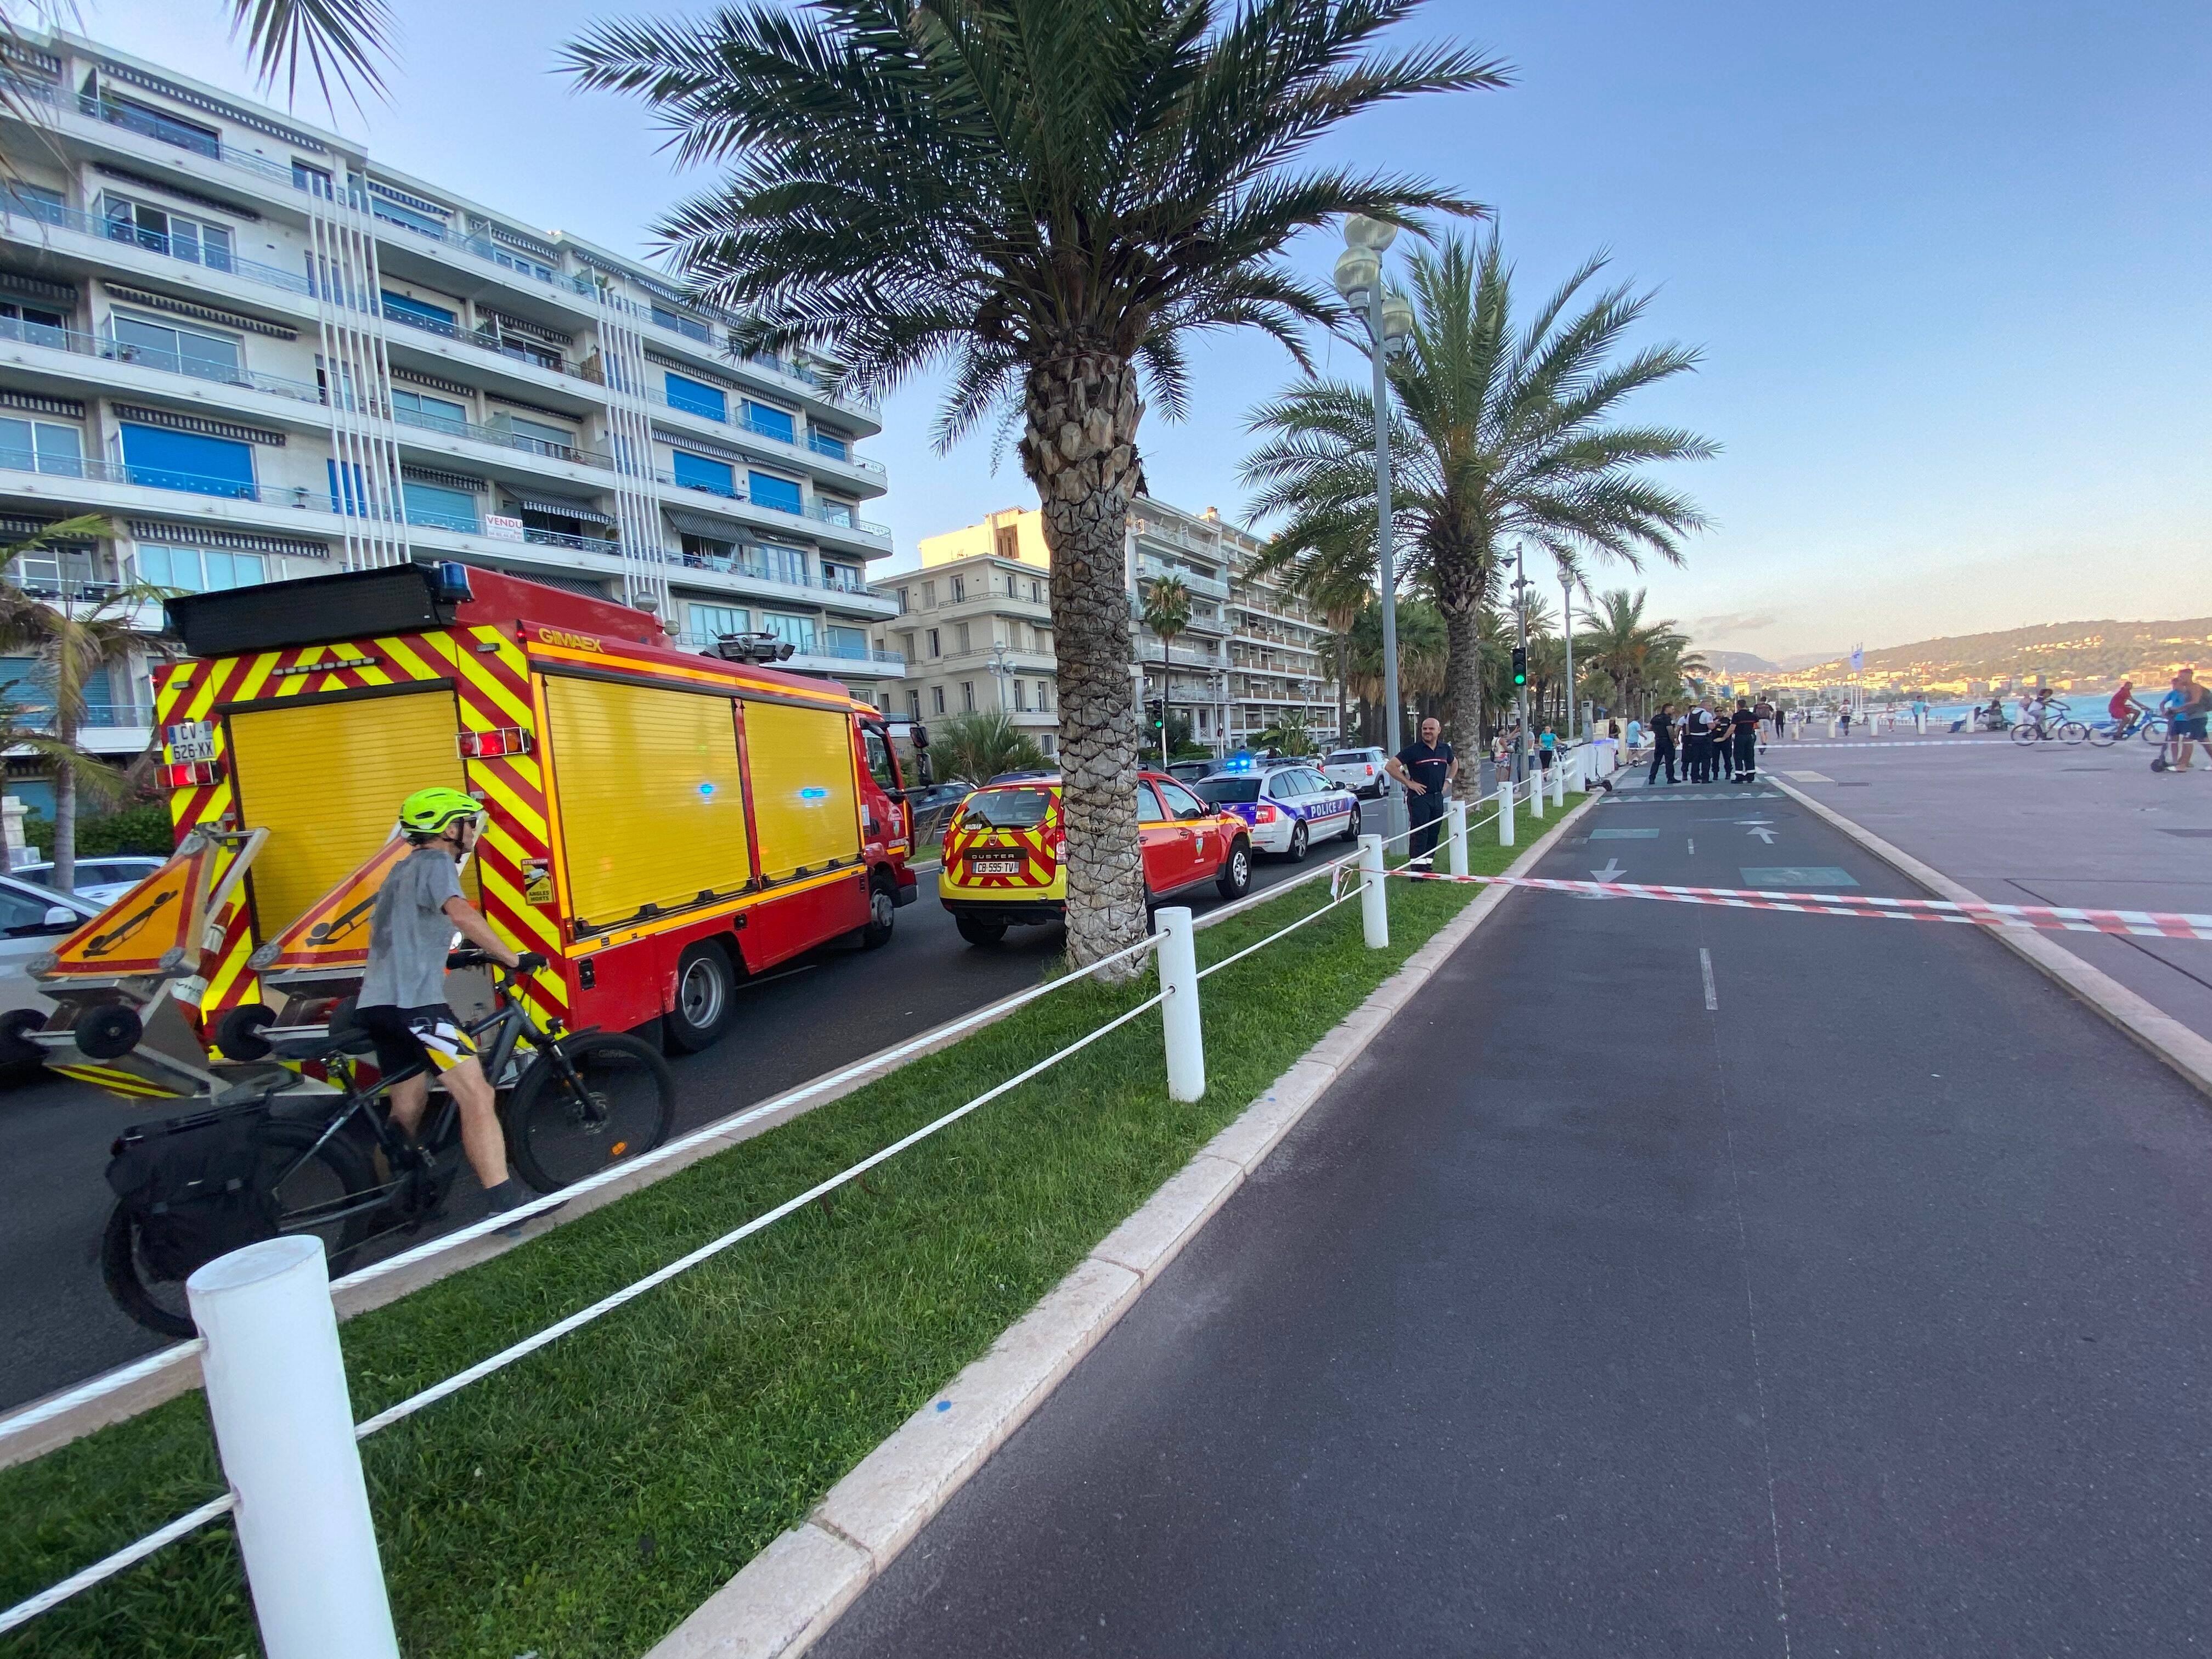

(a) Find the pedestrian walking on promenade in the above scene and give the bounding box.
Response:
[1387,715,1457,866]
[1648,703,1678,784]
[1839,706,1853,736]
[2157,669,2210,774]
[1538,726,1556,775]
[1729,698,1762,782]
[1754,695,1775,742]
[1773,702,1787,739]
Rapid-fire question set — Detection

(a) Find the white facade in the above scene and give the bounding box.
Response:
[0,27,904,783]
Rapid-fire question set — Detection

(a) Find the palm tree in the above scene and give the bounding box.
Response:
[1579,588,1700,717]
[0,515,172,888]
[932,709,1048,787]
[1346,596,1446,740]
[563,0,1506,972]
[1244,232,1715,763]
[1138,575,1192,766]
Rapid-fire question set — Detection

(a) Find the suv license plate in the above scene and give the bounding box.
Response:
[970,857,1020,876]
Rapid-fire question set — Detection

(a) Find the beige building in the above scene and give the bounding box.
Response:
[875,499,1337,758]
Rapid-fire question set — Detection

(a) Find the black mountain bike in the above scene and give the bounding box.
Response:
[103,952,676,1336]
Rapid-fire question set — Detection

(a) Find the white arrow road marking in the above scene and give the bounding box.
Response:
[1746,825,1778,844]
[1592,857,1627,882]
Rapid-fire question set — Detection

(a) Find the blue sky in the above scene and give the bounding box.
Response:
[94,0,2212,662]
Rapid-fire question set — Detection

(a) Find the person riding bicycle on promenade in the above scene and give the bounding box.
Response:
[2108,679,2143,733]
[358,786,544,1230]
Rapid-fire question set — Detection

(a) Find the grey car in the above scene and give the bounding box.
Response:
[0,873,101,1077]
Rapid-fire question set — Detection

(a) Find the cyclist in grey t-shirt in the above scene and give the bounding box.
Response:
[357,786,541,1229]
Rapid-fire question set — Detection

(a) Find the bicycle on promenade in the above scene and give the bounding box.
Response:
[103,951,676,1336]
[2010,701,2089,746]
[2086,709,2170,748]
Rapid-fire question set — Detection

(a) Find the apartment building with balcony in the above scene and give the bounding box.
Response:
[0,27,906,803]
[879,509,1060,756]
[880,500,1338,760]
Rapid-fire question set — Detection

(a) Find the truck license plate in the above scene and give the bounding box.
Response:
[166,721,216,763]
[970,857,1020,876]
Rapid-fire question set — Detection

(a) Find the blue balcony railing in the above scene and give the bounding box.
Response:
[0,449,336,509]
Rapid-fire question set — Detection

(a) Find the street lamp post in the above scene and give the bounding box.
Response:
[1511,546,1531,782]
[1335,217,1414,839]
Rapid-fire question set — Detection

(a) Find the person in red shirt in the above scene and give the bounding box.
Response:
[2108,680,2141,728]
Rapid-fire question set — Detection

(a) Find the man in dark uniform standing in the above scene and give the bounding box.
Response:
[1647,702,1678,785]
[1729,697,1762,782]
[1386,715,1456,868]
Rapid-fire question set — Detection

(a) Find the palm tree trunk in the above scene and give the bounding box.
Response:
[53,749,76,891]
[1020,353,1148,976]
[1440,601,1483,766]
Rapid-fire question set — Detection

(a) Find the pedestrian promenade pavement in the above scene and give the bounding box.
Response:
[1769,739,2212,1046]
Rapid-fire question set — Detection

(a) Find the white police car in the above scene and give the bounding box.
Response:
[1190,763,1362,861]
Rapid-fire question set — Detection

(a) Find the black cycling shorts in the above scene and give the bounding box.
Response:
[357,1003,477,1080]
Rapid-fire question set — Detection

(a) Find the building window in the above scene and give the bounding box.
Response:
[680,532,735,571]
[950,574,966,602]
[672,449,736,496]
[961,682,975,712]
[665,372,727,421]
[825,624,867,660]
[689,602,749,640]
[391,386,468,434]
[292,160,334,198]
[742,401,797,444]
[0,298,67,348]
[111,313,241,382]
[376,289,455,329]
[102,195,234,270]
[135,544,267,593]
[809,427,848,461]
[370,195,450,239]
[1036,628,1052,653]
[995,525,1019,561]
[0,416,83,478]
[926,628,940,657]
[906,690,921,720]
[1038,681,1054,712]
[400,479,479,535]
[822,559,862,592]
[502,414,575,456]
[122,424,249,497]
[752,543,808,585]
[956,622,970,654]
[1030,579,1043,602]
[932,685,945,715]
[896,585,910,612]
[761,612,816,653]
[1040,735,1056,758]
[1012,680,1027,711]
[748,471,804,515]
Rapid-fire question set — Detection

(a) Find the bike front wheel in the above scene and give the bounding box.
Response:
[2056,720,2091,745]
[2087,723,2118,748]
[506,1032,676,1191]
[2141,716,2171,744]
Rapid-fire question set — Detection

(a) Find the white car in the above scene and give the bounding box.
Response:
[1321,746,1392,799]
[1190,764,1362,861]
[17,855,166,909]
[0,872,102,1076]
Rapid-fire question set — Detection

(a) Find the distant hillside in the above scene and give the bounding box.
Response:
[1699,650,1778,674]
[1768,618,2212,692]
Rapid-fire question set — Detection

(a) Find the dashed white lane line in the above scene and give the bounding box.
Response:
[1782,771,1833,783]
[1700,947,1719,1011]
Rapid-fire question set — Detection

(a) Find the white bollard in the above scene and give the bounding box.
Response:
[1154,906,1204,1102]
[1498,779,1515,847]
[1359,832,1389,949]
[1447,798,1469,878]
[1527,768,1544,820]
[1915,709,1926,734]
[188,1237,400,1659]
[1551,754,1566,805]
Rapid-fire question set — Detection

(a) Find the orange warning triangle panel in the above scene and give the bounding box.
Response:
[45,841,221,977]
[255,834,409,974]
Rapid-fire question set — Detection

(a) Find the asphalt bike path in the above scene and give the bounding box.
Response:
[811,774,2212,1657]
[0,802,1387,1414]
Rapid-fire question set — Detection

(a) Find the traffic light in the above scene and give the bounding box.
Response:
[1148,698,1166,731]
[1510,646,1528,687]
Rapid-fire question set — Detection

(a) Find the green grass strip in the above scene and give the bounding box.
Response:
[1,808,1575,1659]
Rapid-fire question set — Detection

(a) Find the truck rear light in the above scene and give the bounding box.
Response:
[161,761,221,788]
[458,727,532,759]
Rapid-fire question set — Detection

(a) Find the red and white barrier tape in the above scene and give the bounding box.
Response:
[1351,865,2212,941]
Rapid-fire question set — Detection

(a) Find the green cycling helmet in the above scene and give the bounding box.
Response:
[398,785,483,837]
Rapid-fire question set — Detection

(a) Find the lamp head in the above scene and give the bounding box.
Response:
[1342,214,1400,253]
[1379,294,1415,354]
[1331,247,1380,308]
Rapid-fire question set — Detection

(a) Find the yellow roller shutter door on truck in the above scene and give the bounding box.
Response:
[743,698,861,884]
[542,676,752,933]
[227,689,469,936]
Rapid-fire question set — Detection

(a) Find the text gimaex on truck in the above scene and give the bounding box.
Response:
[29,563,919,1095]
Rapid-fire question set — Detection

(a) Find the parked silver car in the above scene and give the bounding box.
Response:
[0,873,102,1077]
[18,855,167,910]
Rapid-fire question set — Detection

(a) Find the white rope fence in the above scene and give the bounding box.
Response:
[4,776,1577,1646]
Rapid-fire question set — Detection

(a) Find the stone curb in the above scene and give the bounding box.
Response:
[642,794,1601,1659]
[1774,778,2212,1099]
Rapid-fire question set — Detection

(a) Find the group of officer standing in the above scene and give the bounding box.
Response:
[1644,696,1777,785]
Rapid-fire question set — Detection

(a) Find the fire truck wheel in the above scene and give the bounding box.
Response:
[955,914,1008,947]
[861,879,897,949]
[665,943,736,1053]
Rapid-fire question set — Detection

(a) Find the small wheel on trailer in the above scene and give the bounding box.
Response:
[860,876,897,949]
[664,940,736,1054]
[955,913,1007,947]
